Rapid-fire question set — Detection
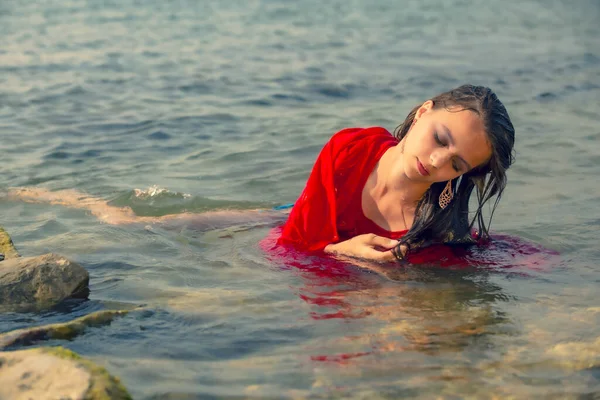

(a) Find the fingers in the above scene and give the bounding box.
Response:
[334,248,395,264]
[360,247,396,262]
[325,235,399,263]
[376,251,397,262]
[364,234,398,250]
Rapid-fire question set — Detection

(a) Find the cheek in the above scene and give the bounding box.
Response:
[468,151,492,172]
[436,170,461,183]
[405,130,430,154]
[467,137,493,168]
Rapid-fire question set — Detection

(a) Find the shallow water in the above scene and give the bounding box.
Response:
[1,0,599,398]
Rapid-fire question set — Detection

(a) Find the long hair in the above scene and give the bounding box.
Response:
[393,85,515,257]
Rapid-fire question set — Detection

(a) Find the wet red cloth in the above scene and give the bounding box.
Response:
[277,126,404,252]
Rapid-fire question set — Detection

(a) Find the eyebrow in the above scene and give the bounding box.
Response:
[441,124,472,170]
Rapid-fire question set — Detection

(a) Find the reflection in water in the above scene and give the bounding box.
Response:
[260,246,597,398]
[260,227,560,383]
[296,258,512,364]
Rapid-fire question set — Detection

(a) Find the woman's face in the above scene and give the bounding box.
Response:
[400,101,492,183]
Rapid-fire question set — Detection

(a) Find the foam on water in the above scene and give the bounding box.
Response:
[132,185,191,199]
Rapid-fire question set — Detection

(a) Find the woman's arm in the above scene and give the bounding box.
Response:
[324,234,405,263]
[7,187,287,230]
[8,187,141,224]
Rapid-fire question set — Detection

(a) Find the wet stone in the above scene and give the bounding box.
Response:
[0,253,89,307]
[0,347,132,400]
[0,225,19,260]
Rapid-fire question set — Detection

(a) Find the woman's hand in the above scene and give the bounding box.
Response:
[324,234,405,262]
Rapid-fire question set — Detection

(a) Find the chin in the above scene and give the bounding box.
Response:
[402,160,428,182]
[406,170,427,182]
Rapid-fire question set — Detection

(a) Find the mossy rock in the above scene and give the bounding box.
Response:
[0,225,19,260]
[0,346,132,400]
[0,309,130,349]
[0,253,89,308]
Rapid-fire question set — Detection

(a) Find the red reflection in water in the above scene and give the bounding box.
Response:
[311,352,373,364]
[260,227,561,365]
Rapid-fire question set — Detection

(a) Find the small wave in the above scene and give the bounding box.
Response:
[107,186,194,217]
[133,185,191,199]
[109,185,270,217]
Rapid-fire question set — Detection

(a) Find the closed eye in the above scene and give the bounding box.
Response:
[436,132,463,172]
[452,160,461,172]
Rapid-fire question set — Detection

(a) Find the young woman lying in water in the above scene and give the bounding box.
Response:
[8,85,516,265]
[275,84,515,263]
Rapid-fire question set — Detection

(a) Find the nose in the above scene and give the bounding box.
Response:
[430,149,451,169]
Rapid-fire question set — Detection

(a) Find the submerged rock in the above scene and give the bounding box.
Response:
[0,225,19,260]
[0,347,132,400]
[0,309,131,349]
[0,253,89,307]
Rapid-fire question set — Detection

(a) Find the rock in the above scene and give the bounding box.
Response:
[0,225,19,260]
[0,308,131,349]
[0,309,131,349]
[0,346,132,400]
[0,253,89,307]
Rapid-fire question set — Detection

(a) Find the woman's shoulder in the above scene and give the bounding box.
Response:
[325,127,398,174]
[326,126,396,156]
[329,126,394,143]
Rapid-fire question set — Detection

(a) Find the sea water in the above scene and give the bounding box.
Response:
[1,0,599,398]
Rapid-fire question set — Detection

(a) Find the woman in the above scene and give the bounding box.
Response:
[7,85,515,265]
[276,84,515,263]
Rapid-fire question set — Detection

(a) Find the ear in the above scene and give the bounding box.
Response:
[414,100,434,121]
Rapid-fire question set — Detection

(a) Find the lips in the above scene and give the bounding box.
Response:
[417,159,430,176]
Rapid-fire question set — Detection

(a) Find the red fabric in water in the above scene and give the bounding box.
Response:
[264,226,559,271]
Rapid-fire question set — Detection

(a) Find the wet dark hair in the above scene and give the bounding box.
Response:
[392,84,515,259]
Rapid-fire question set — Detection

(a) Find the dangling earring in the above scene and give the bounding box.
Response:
[439,180,454,209]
